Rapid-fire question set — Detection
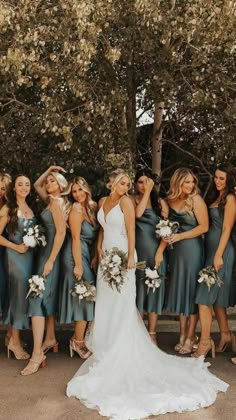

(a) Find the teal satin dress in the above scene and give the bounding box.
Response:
[0,245,7,320]
[195,207,235,307]
[135,209,167,314]
[166,209,204,316]
[28,209,61,317]
[4,218,36,329]
[59,220,99,323]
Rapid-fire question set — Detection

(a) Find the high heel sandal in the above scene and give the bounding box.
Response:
[149,332,158,346]
[216,331,236,353]
[69,338,91,359]
[178,336,199,355]
[21,354,46,376]
[7,338,30,360]
[42,342,59,354]
[174,335,186,352]
[191,338,215,359]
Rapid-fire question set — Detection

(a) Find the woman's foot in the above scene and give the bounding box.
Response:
[191,338,215,359]
[21,353,46,376]
[179,336,198,355]
[69,339,91,359]
[7,338,30,360]
[174,335,186,352]
[149,332,158,346]
[42,340,58,354]
[216,331,236,353]
[231,357,236,365]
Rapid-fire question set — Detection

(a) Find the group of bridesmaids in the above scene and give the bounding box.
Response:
[0,162,236,376]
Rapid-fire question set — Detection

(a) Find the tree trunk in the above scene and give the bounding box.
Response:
[125,53,136,154]
[151,101,164,179]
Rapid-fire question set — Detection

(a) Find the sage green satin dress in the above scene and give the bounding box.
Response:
[195,207,235,307]
[28,209,61,317]
[166,209,204,316]
[4,218,36,329]
[0,245,7,320]
[59,220,99,323]
[135,209,167,314]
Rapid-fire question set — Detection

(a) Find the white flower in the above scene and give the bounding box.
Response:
[76,285,87,294]
[23,235,37,247]
[112,255,122,264]
[160,226,172,237]
[145,268,159,279]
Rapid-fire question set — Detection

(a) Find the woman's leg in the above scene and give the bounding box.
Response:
[148,312,158,345]
[214,305,233,351]
[42,315,57,350]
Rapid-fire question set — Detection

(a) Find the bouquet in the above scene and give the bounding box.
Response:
[26,275,45,299]
[100,247,146,292]
[71,280,96,302]
[198,265,223,291]
[156,219,179,249]
[144,267,162,293]
[23,223,47,248]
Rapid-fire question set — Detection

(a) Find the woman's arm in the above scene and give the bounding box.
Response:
[160,198,169,219]
[214,194,236,271]
[120,196,136,269]
[42,199,66,277]
[135,178,154,218]
[69,205,83,281]
[0,206,28,253]
[168,195,209,245]
[34,165,65,202]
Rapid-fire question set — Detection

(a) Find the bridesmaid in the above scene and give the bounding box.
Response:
[59,177,98,358]
[194,162,236,358]
[0,175,35,360]
[133,170,168,345]
[0,173,11,325]
[21,166,70,376]
[155,168,208,354]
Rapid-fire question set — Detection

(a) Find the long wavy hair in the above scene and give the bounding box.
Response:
[109,171,132,193]
[0,173,12,208]
[6,174,32,233]
[134,169,161,216]
[70,177,97,224]
[167,168,199,212]
[206,162,236,210]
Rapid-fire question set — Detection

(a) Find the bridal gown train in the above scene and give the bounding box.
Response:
[67,203,228,420]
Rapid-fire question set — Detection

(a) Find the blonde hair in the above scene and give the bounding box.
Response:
[106,168,126,190]
[0,172,12,207]
[167,168,199,210]
[46,172,71,221]
[70,177,97,224]
[110,171,132,193]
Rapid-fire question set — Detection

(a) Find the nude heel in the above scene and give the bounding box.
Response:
[69,342,74,358]
[52,343,59,353]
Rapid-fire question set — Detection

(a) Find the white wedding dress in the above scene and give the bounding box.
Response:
[67,203,228,420]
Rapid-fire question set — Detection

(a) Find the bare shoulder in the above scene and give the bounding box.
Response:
[192,194,206,207]
[120,195,134,210]
[71,202,83,214]
[0,204,9,217]
[226,194,236,206]
[98,197,106,209]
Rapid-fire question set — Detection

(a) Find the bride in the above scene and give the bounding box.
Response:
[67,171,228,420]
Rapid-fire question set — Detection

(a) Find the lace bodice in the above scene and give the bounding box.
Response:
[98,203,128,252]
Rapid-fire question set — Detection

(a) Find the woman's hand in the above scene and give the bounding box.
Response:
[213,255,223,272]
[43,259,54,277]
[74,265,83,281]
[49,165,66,173]
[91,255,98,272]
[166,233,183,245]
[155,251,163,268]
[144,178,154,193]
[15,243,28,254]
[127,255,136,270]
[97,248,104,261]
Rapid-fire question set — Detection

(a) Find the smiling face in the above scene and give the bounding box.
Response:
[214,169,227,193]
[14,176,31,199]
[136,176,148,194]
[114,175,131,196]
[45,174,60,196]
[180,174,195,196]
[71,182,87,205]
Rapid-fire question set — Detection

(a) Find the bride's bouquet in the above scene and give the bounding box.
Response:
[100,247,146,292]
[26,275,45,299]
[198,265,223,291]
[144,267,162,293]
[23,223,47,248]
[155,219,179,249]
[71,280,96,303]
